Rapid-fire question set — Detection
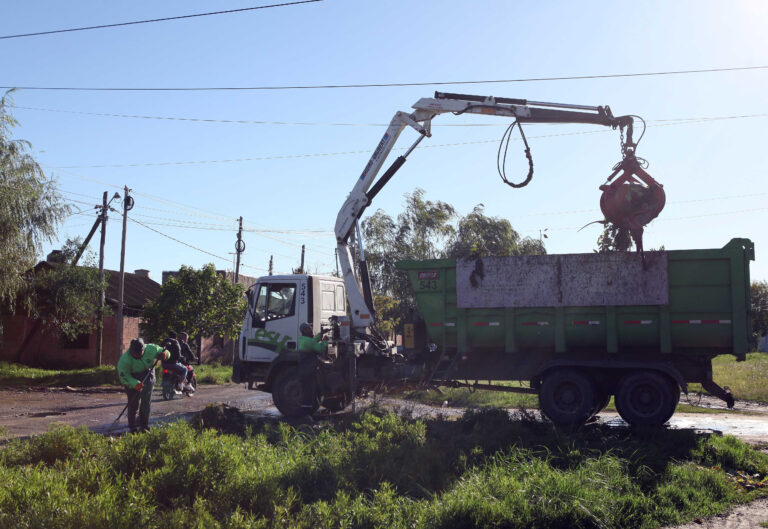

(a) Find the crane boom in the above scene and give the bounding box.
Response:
[335,92,659,333]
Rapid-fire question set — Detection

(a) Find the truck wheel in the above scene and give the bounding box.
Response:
[322,395,348,413]
[539,369,596,426]
[272,370,319,417]
[615,372,678,426]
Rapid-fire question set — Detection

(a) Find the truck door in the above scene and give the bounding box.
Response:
[244,281,300,361]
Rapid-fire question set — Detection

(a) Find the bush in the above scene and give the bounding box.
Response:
[1,411,767,528]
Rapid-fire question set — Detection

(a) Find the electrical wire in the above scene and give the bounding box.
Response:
[127,215,269,272]
[0,1,322,40]
[49,112,768,169]
[15,105,508,127]
[3,65,767,90]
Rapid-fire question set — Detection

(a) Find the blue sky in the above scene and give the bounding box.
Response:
[2,0,768,283]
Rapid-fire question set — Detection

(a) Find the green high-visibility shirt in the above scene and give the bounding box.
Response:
[298,333,328,354]
[117,343,169,388]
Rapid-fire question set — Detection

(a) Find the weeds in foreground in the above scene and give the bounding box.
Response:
[1,408,767,528]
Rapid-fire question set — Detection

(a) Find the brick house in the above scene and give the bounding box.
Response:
[0,262,161,368]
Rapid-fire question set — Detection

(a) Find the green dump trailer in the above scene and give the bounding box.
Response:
[395,238,754,427]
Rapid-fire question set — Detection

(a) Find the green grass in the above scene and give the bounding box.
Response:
[690,352,768,402]
[0,361,234,388]
[1,408,767,528]
[193,362,233,384]
[0,361,119,387]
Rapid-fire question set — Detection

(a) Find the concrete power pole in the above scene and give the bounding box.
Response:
[116,187,133,363]
[96,192,108,366]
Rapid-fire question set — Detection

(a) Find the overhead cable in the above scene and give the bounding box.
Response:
[50,112,768,169]
[127,215,269,272]
[3,65,767,90]
[0,1,322,40]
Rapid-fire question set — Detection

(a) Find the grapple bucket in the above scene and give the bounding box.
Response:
[599,158,665,250]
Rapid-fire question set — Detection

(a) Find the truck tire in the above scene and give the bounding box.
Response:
[539,369,596,426]
[272,370,320,417]
[615,371,678,426]
[322,396,348,413]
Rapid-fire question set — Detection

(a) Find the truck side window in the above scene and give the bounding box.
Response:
[254,285,268,319]
[265,283,296,320]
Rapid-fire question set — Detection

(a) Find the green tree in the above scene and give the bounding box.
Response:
[29,238,110,341]
[751,280,768,343]
[0,91,69,338]
[140,264,247,347]
[361,190,544,333]
[446,204,545,258]
[361,189,455,324]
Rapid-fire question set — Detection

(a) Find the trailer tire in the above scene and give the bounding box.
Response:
[272,370,319,417]
[615,371,678,426]
[539,369,596,426]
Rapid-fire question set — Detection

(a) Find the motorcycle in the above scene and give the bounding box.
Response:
[161,364,197,400]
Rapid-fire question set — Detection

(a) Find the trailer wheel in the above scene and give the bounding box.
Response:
[615,371,678,426]
[272,370,319,417]
[539,369,596,426]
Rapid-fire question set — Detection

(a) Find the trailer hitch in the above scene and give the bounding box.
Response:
[599,154,666,255]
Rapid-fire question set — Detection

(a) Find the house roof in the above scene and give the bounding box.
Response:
[33,261,160,311]
[104,270,161,310]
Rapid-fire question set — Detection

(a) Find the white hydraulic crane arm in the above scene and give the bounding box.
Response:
[335,92,634,331]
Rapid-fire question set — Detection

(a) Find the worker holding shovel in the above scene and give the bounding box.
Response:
[117,338,169,433]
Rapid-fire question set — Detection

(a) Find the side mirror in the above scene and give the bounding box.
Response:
[252,312,265,329]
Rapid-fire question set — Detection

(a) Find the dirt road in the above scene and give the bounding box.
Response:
[0,384,275,438]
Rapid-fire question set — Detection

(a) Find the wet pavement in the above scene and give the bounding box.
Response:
[2,385,768,446]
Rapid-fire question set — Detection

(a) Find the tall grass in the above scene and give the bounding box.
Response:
[1,408,766,528]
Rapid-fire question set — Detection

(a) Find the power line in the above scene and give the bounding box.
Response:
[127,215,269,272]
[4,65,767,91]
[0,1,322,40]
[49,112,768,169]
[18,105,768,128]
[14,105,519,127]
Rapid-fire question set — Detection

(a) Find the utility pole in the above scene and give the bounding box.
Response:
[116,187,133,362]
[268,255,273,276]
[335,248,339,277]
[96,192,108,366]
[234,216,244,284]
[300,245,305,274]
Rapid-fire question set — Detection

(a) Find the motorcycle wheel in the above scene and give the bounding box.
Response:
[185,376,197,395]
[161,379,174,401]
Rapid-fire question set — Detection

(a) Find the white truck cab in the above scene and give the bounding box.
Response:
[234,274,347,387]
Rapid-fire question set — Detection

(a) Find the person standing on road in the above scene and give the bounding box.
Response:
[117,338,169,433]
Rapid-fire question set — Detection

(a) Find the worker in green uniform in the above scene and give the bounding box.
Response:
[298,322,328,355]
[117,338,169,433]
